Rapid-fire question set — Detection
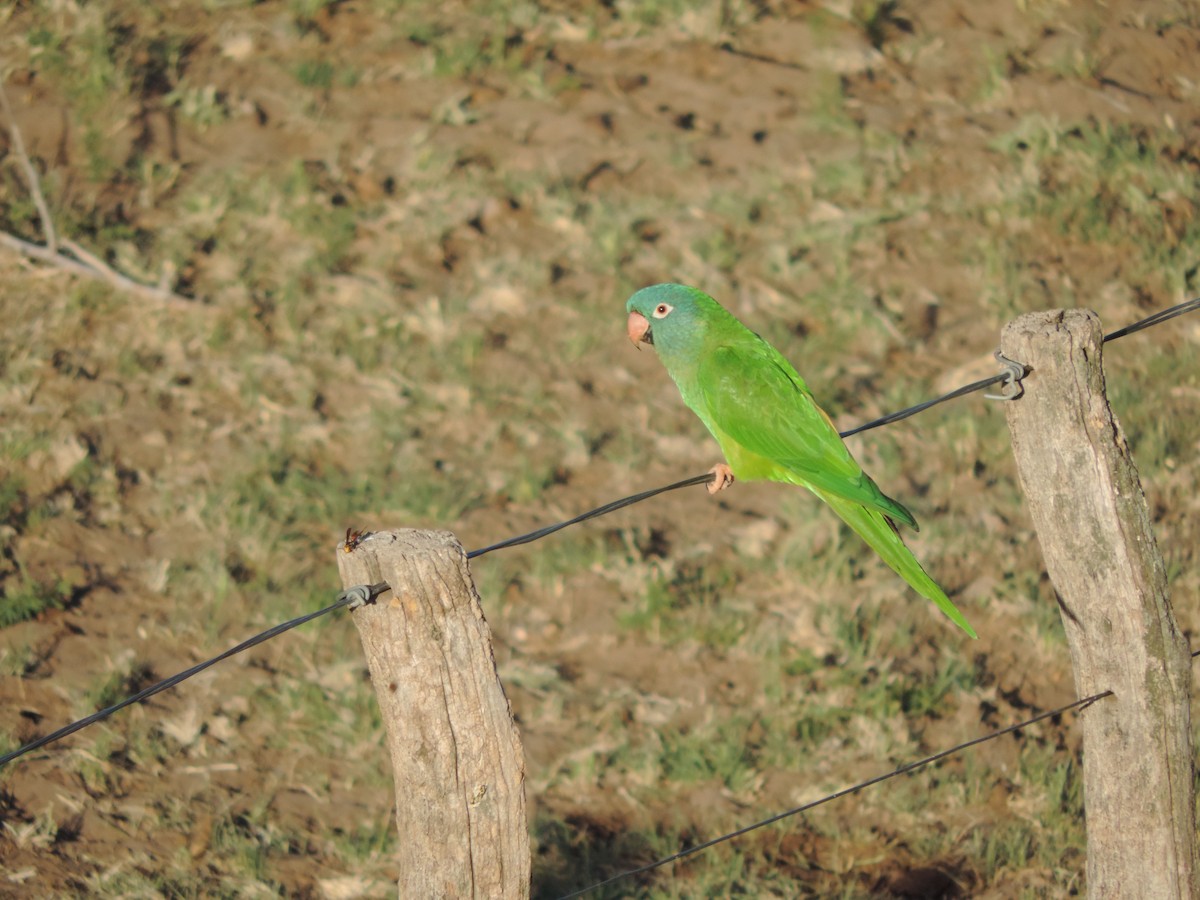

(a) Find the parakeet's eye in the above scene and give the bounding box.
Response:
[652,303,673,318]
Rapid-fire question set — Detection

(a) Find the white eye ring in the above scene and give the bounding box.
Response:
[652,303,673,319]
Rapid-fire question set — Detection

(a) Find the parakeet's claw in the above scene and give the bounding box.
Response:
[707,463,735,494]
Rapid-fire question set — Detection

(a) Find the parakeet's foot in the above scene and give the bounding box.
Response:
[707,463,735,494]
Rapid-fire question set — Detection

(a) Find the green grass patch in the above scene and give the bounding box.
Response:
[991,117,1200,300]
[0,575,72,628]
[620,562,747,649]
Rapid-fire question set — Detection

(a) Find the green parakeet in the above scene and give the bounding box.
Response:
[625,283,976,638]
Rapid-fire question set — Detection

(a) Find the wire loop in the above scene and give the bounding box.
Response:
[984,350,1029,400]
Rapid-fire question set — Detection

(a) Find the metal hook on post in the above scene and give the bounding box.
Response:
[984,350,1029,401]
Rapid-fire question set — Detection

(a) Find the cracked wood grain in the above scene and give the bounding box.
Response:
[1002,309,1195,900]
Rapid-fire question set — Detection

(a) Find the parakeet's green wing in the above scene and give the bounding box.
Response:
[696,342,916,526]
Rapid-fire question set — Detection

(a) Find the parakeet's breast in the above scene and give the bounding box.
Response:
[675,375,797,484]
[709,420,799,483]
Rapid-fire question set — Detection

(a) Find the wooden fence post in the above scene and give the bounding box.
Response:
[1001,309,1196,898]
[336,529,530,899]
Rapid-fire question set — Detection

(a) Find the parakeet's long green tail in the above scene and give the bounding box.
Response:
[813,488,977,638]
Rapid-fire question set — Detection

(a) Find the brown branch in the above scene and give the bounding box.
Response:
[0,81,198,307]
[0,80,56,253]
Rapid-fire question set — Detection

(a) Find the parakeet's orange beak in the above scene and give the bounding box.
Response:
[627,310,653,347]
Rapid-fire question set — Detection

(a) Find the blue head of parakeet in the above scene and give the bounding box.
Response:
[625,283,725,357]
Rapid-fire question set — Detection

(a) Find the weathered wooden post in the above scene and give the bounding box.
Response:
[1001,310,1196,898]
[336,529,530,899]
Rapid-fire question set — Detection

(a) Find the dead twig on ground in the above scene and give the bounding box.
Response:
[0,81,198,307]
